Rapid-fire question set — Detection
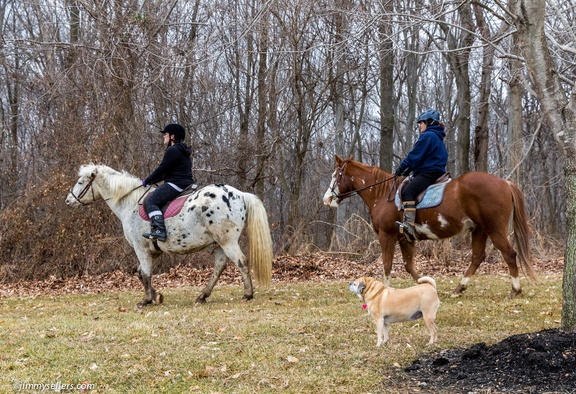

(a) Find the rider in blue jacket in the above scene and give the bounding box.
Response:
[142,124,194,241]
[393,109,448,241]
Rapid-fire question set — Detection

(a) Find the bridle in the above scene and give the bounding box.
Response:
[69,172,146,206]
[329,161,398,201]
[68,173,98,206]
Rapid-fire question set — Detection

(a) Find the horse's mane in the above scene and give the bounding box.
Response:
[346,159,394,197]
[80,163,144,205]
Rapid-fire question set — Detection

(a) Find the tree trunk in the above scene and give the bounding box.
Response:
[379,1,395,171]
[472,3,494,172]
[510,0,576,331]
[254,9,269,197]
[507,33,523,184]
[439,3,474,174]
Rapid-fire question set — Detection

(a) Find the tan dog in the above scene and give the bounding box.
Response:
[349,276,440,346]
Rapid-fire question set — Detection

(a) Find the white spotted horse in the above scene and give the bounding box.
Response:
[323,155,537,298]
[66,164,273,307]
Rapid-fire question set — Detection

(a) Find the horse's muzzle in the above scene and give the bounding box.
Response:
[65,194,79,207]
[323,196,340,208]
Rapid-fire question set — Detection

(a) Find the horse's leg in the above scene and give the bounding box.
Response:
[379,234,398,286]
[452,229,488,297]
[221,243,254,301]
[489,232,522,298]
[195,247,229,303]
[135,252,163,308]
[398,237,419,281]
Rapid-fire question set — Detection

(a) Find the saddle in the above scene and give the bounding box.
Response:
[395,173,451,210]
[138,183,198,221]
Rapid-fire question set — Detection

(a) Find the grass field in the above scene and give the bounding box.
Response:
[0,273,563,393]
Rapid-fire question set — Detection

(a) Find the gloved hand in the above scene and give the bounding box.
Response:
[142,180,147,186]
[394,167,410,177]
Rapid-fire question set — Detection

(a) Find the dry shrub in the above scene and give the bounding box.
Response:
[0,173,198,283]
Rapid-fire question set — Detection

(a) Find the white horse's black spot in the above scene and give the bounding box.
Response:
[216,184,230,193]
[209,220,213,225]
[188,206,196,212]
[202,206,209,212]
[222,195,232,210]
[204,192,217,199]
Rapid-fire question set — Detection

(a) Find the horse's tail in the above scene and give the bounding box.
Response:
[243,193,273,286]
[508,181,538,281]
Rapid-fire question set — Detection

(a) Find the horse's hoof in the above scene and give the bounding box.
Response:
[154,293,164,304]
[195,297,207,304]
[507,289,522,299]
[136,300,151,308]
[452,285,466,297]
[243,295,254,301]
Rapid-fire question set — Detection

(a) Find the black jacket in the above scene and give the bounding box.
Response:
[144,143,194,189]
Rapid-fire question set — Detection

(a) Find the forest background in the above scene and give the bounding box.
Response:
[0,1,575,325]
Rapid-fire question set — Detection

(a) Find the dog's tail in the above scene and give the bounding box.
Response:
[418,276,436,288]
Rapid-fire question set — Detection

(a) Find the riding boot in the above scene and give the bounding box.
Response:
[395,201,417,242]
[142,215,167,242]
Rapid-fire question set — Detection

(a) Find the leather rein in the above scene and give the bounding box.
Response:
[331,161,398,201]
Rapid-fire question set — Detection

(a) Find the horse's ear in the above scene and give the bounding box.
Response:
[335,154,343,165]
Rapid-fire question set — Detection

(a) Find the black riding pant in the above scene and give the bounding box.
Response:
[145,183,181,215]
[401,171,445,202]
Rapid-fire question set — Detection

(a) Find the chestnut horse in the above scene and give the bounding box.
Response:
[323,155,537,297]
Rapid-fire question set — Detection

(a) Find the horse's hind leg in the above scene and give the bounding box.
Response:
[489,232,522,298]
[220,243,254,301]
[452,229,488,297]
[196,247,228,303]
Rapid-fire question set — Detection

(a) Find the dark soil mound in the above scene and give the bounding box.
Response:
[403,328,576,393]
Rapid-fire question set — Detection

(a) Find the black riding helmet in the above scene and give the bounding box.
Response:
[160,123,186,142]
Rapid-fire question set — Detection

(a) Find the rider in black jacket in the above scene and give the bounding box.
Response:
[142,124,194,241]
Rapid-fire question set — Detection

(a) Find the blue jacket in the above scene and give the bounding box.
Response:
[397,125,447,176]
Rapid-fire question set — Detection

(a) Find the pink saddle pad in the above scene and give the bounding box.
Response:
[139,195,188,221]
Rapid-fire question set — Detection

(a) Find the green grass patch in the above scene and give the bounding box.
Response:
[0,274,562,393]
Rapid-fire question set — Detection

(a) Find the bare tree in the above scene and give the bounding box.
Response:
[507,0,576,330]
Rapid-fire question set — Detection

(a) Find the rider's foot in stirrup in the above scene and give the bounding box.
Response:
[395,222,415,242]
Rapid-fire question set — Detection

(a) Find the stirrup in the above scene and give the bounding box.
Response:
[395,222,416,242]
[142,230,166,242]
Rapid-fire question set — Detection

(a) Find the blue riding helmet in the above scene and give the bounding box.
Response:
[417,109,440,124]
